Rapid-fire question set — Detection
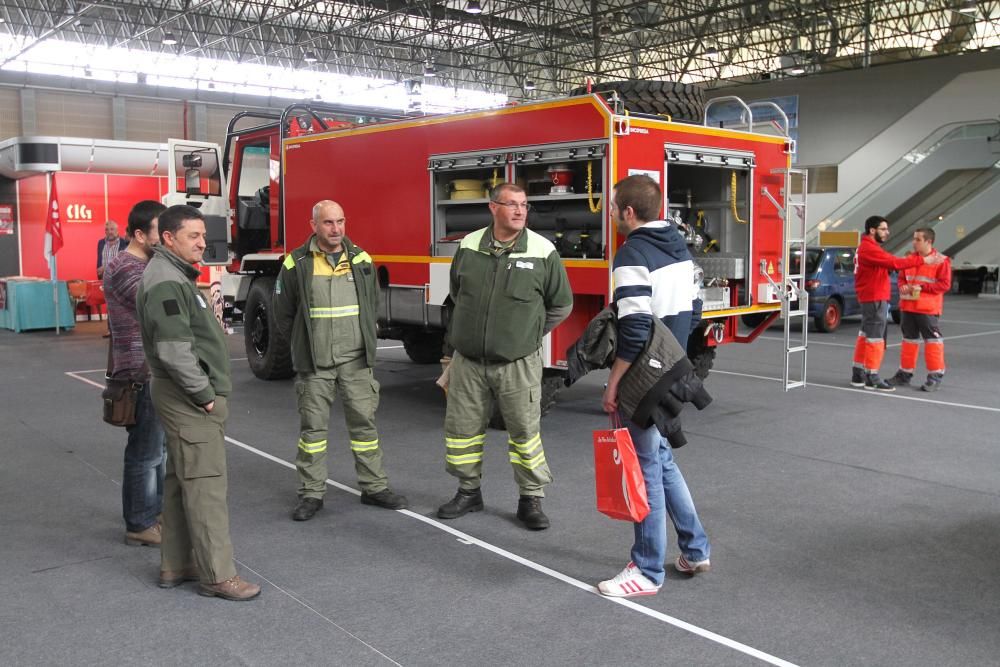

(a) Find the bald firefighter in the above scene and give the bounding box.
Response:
[274,200,408,521]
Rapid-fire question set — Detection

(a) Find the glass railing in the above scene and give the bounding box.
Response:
[812,119,1000,240]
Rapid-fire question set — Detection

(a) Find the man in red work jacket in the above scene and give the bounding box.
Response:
[851,216,942,391]
[887,228,951,391]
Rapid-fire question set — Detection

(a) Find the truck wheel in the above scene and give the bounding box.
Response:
[244,277,294,380]
[687,329,716,380]
[403,330,444,364]
[570,80,705,122]
[487,370,565,430]
[814,298,842,333]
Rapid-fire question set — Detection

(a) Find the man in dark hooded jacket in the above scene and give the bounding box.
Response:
[596,174,711,599]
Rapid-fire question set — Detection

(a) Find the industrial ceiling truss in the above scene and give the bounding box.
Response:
[1,0,998,99]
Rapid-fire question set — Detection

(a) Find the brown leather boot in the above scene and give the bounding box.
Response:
[158,566,199,589]
[125,523,162,547]
[198,576,261,601]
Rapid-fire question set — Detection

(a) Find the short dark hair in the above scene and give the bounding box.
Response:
[158,204,204,237]
[864,215,888,234]
[614,174,662,222]
[127,200,167,238]
[490,182,525,201]
[915,227,935,244]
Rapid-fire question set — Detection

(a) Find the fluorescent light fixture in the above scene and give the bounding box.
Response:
[465,0,483,14]
[162,32,178,45]
[956,0,978,15]
[524,79,535,91]
[789,65,806,75]
[303,50,318,63]
[423,61,436,77]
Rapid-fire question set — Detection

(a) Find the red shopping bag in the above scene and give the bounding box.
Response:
[593,418,650,522]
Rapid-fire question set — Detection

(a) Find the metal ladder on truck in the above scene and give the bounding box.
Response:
[762,167,809,390]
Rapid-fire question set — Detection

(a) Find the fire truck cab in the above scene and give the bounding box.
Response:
[222,92,804,398]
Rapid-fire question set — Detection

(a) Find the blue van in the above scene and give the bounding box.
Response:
[794,246,900,333]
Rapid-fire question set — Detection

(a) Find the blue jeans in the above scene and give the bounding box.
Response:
[628,418,710,585]
[122,383,166,532]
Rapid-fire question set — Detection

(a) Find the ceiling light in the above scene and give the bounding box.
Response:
[303,50,318,63]
[704,46,718,56]
[465,0,483,14]
[789,65,806,75]
[598,21,612,37]
[84,67,92,77]
[162,32,177,45]
[524,79,535,91]
[423,61,436,78]
[956,0,978,15]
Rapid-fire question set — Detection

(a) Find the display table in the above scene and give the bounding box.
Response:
[0,278,75,332]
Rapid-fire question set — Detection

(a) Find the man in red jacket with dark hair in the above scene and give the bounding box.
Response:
[851,216,941,391]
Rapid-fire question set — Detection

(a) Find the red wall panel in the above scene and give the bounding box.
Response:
[19,172,166,280]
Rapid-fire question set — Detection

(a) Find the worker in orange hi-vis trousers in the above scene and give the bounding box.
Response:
[887,227,952,392]
[850,216,943,392]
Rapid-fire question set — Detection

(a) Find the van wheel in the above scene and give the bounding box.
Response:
[244,278,294,380]
[814,298,842,333]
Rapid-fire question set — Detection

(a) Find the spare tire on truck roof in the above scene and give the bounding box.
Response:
[570,80,706,122]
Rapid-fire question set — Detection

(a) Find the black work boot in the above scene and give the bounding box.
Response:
[887,370,912,387]
[437,488,484,519]
[921,372,944,392]
[292,497,323,521]
[516,495,550,530]
[361,488,409,510]
[850,367,866,387]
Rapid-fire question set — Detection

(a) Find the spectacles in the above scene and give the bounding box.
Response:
[493,200,532,211]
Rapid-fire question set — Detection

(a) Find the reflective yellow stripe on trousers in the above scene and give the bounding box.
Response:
[446,433,485,465]
[508,433,546,470]
[298,438,327,454]
[350,438,380,453]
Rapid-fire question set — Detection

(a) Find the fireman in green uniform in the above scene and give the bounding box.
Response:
[274,200,408,521]
[437,183,573,530]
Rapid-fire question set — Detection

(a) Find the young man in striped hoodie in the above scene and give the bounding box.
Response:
[597,174,711,598]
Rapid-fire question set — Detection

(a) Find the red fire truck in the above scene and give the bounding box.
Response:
[221,91,806,400]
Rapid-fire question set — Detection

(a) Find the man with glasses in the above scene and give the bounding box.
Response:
[851,215,941,391]
[436,183,572,530]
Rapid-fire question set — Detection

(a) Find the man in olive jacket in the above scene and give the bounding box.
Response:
[137,205,260,601]
[274,200,407,522]
[437,183,572,530]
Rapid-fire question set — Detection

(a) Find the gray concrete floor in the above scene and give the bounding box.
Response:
[1,294,998,666]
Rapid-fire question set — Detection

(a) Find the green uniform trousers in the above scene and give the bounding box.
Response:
[444,348,552,496]
[151,377,236,584]
[295,357,388,498]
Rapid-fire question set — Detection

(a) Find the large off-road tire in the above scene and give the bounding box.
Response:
[487,370,565,430]
[244,277,294,380]
[570,80,706,122]
[403,330,445,364]
[687,327,717,380]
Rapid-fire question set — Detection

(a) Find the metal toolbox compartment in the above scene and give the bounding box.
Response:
[695,253,746,279]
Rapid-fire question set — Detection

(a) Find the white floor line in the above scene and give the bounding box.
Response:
[234,560,402,666]
[223,437,799,667]
[62,370,799,667]
[65,371,106,389]
[940,318,1000,326]
[712,369,1000,414]
[759,328,1000,349]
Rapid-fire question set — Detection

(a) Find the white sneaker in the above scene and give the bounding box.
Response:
[597,562,661,598]
[675,554,711,574]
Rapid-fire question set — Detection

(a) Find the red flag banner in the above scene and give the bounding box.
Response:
[44,177,63,260]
